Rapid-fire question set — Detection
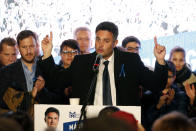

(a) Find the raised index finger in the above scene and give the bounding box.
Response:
[50,31,53,41]
[154,36,158,48]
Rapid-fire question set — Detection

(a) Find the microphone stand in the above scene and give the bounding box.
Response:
[75,69,99,131]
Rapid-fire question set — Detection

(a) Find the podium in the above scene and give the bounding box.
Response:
[34,104,141,131]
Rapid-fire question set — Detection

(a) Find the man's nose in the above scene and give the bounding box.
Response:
[98,40,104,48]
[27,47,31,53]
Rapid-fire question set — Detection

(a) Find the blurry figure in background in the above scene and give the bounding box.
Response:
[43,39,80,104]
[74,27,92,54]
[80,116,135,131]
[152,111,196,131]
[0,117,23,131]
[169,46,196,117]
[146,61,188,130]
[98,107,145,131]
[98,106,120,117]
[44,107,60,131]
[111,111,138,131]
[169,46,196,91]
[111,111,145,131]
[59,39,80,69]
[185,83,196,117]
[0,37,18,68]
[122,36,141,54]
[0,111,33,131]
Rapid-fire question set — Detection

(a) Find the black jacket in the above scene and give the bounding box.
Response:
[39,48,168,105]
[0,59,56,112]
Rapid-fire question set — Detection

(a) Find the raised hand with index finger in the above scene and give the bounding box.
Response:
[42,32,53,60]
[154,36,166,65]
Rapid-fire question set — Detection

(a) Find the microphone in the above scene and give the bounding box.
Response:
[93,54,102,72]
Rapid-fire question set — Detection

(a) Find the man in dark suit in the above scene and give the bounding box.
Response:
[40,21,168,106]
[0,37,18,68]
[0,30,53,115]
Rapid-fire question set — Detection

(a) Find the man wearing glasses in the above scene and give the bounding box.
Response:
[59,39,80,69]
[122,36,141,54]
[43,39,80,104]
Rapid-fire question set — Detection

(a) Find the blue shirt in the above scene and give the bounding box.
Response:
[21,59,37,92]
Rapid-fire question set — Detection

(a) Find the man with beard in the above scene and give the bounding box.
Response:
[0,30,51,116]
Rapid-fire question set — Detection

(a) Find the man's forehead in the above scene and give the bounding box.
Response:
[19,36,36,43]
[2,44,16,50]
[47,112,59,116]
[76,30,91,36]
[126,42,140,46]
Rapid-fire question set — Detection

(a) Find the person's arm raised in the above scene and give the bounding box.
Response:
[154,36,166,65]
[42,32,53,60]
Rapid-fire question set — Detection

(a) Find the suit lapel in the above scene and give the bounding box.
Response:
[114,48,123,104]
[12,60,28,91]
[85,52,98,105]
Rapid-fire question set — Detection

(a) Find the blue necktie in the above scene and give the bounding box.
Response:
[103,61,112,105]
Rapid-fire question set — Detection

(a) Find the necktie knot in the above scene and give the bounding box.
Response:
[103,61,109,67]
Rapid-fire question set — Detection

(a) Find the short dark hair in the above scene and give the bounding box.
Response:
[95,21,118,41]
[45,107,60,117]
[81,116,135,131]
[169,46,186,61]
[152,111,196,131]
[166,61,176,76]
[16,30,37,46]
[0,37,16,52]
[98,106,120,117]
[1,111,33,131]
[122,36,141,48]
[60,39,80,53]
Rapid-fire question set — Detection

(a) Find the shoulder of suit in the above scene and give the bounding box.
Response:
[0,59,22,72]
[75,52,96,59]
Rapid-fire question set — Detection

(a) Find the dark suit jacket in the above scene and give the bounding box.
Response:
[0,59,55,111]
[39,48,168,106]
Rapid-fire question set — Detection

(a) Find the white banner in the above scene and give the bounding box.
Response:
[34,104,141,131]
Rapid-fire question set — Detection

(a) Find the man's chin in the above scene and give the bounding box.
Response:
[48,125,57,128]
[22,57,35,64]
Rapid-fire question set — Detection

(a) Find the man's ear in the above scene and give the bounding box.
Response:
[44,117,46,122]
[114,40,118,47]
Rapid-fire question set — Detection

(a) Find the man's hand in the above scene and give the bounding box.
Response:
[156,95,169,109]
[185,83,195,105]
[31,87,38,98]
[166,88,175,105]
[31,76,45,98]
[64,86,72,96]
[154,36,166,65]
[42,32,53,59]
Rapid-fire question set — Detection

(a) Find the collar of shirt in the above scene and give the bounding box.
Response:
[101,51,114,64]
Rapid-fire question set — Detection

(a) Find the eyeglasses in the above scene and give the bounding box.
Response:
[62,50,78,55]
[126,47,140,52]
